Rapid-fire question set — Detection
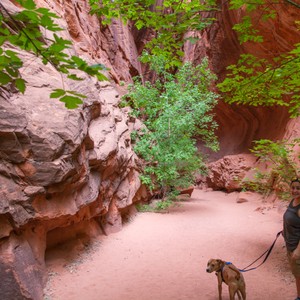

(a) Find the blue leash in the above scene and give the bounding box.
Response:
[238,231,283,273]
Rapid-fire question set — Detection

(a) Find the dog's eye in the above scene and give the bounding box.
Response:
[211,264,214,267]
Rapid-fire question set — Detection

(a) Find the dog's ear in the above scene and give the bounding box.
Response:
[216,259,222,264]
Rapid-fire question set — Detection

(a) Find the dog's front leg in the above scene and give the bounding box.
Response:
[217,273,222,300]
[218,283,222,300]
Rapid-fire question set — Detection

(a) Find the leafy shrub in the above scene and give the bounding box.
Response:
[136,199,175,213]
[241,139,300,200]
[123,56,219,195]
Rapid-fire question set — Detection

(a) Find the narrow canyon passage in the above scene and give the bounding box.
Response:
[45,190,294,300]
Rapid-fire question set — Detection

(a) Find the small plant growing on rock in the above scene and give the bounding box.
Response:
[241,139,300,200]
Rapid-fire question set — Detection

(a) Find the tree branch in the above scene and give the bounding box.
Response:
[0,2,57,70]
[284,0,300,9]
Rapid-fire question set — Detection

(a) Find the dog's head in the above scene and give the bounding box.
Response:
[206,258,223,273]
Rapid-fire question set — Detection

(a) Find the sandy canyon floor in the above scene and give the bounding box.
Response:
[44,189,295,300]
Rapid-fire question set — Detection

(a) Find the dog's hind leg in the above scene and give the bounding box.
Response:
[236,290,242,300]
[239,288,246,300]
[228,284,239,300]
[238,281,246,300]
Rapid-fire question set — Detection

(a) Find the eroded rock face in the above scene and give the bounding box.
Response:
[0,77,146,298]
[35,0,142,83]
[206,154,257,191]
[0,1,147,298]
[0,73,146,298]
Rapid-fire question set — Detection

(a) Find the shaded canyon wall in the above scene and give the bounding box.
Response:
[184,0,300,188]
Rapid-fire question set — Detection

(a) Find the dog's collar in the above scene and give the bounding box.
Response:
[219,261,232,271]
[216,262,232,272]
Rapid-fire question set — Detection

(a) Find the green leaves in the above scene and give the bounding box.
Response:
[89,0,217,69]
[59,96,83,109]
[229,0,277,44]
[229,0,265,11]
[232,16,263,43]
[16,0,36,10]
[50,89,86,109]
[221,1,300,117]
[123,58,219,193]
[0,49,25,93]
[49,89,66,99]
[0,71,11,85]
[218,49,300,117]
[68,56,108,80]
[15,78,26,93]
[0,1,108,108]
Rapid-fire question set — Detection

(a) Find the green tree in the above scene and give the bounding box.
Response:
[0,0,107,108]
[89,0,217,69]
[123,57,219,194]
[218,0,300,117]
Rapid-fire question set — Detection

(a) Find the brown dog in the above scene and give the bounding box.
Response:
[206,258,246,300]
